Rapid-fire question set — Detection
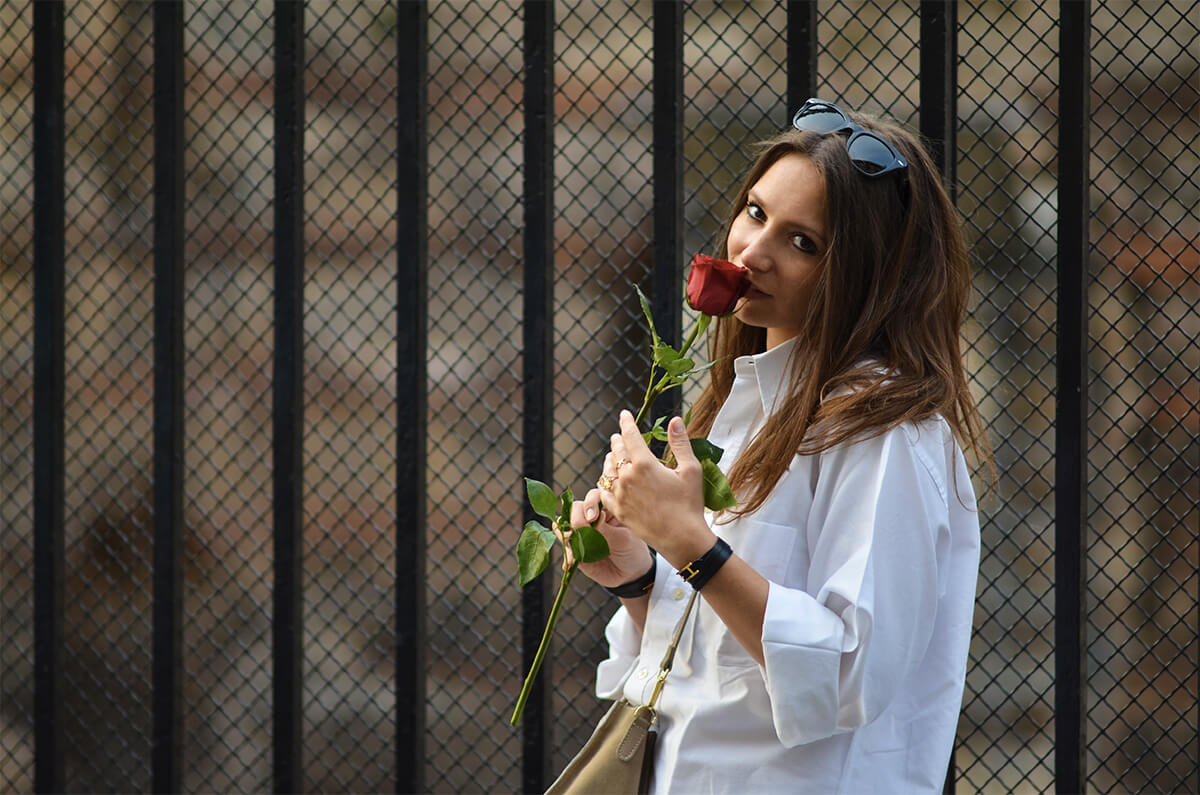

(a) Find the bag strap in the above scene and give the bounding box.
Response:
[645,589,698,710]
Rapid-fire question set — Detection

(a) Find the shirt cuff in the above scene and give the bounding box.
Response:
[759,580,849,747]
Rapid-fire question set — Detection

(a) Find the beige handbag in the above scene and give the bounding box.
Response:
[546,591,698,795]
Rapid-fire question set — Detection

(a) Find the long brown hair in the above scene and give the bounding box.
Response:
[688,112,992,517]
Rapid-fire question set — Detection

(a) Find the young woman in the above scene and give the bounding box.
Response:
[569,100,990,793]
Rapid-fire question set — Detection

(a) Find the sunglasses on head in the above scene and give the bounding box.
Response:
[791,99,908,180]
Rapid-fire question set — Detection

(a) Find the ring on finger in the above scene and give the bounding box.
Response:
[597,474,616,490]
[614,458,632,473]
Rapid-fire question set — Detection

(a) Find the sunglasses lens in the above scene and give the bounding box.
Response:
[846,133,897,175]
[792,106,848,135]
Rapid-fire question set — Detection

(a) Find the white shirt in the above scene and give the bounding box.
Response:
[596,338,980,794]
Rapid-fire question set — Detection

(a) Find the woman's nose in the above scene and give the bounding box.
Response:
[737,231,772,273]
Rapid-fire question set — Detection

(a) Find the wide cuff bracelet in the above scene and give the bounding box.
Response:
[604,549,657,599]
[677,537,732,591]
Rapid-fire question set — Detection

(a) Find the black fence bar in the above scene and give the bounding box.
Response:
[151,2,185,792]
[919,9,959,785]
[520,1,555,792]
[919,0,957,192]
[918,8,957,789]
[652,0,683,419]
[272,2,305,791]
[32,2,65,792]
[787,0,819,115]
[395,0,428,792]
[1054,1,1090,792]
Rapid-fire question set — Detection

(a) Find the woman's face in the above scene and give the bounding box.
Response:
[727,153,828,349]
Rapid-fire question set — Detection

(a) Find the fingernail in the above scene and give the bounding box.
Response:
[620,409,631,420]
[586,507,597,521]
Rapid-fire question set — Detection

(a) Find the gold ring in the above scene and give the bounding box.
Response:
[614,458,632,472]
[597,474,615,490]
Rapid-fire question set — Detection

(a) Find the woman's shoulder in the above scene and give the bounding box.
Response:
[812,413,959,503]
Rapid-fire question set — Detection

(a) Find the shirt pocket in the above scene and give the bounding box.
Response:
[723,516,802,584]
[713,517,803,666]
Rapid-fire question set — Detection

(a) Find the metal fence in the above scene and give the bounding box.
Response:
[1,0,1196,792]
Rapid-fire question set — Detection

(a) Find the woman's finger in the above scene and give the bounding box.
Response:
[554,524,576,570]
[571,490,604,526]
[609,433,632,476]
[617,409,653,462]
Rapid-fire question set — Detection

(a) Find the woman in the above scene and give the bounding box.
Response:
[569,100,990,794]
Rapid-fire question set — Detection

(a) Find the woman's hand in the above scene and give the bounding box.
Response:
[598,411,716,569]
[563,491,653,590]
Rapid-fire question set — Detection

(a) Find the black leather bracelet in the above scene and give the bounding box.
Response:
[677,537,732,591]
[604,549,657,599]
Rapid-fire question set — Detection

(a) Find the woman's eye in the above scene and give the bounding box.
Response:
[793,234,818,255]
[745,203,765,222]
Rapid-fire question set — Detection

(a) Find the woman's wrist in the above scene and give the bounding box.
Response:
[604,549,657,598]
[658,522,719,573]
[676,537,732,591]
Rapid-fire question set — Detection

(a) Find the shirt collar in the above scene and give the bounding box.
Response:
[733,336,800,415]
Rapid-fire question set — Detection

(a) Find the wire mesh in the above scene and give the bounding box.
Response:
[0,3,35,792]
[0,1,1196,793]
[546,0,656,775]
[1086,2,1199,791]
[180,2,276,790]
[426,0,525,790]
[956,3,1062,789]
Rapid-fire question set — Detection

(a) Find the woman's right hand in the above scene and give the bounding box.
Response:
[563,487,653,591]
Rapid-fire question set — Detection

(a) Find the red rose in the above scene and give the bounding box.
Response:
[685,253,750,316]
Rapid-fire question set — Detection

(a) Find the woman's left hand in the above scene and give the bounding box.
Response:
[598,410,716,568]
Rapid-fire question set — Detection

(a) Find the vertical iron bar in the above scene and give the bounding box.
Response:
[32,2,65,792]
[273,2,305,791]
[920,6,959,793]
[787,0,819,115]
[651,0,683,424]
[151,2,185,791]
[521,1,555,791]
[395,1,428,792]
[920,0,957,195]
[1055,1,1090,792]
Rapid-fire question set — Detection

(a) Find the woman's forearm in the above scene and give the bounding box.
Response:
[687,553,769,665]
[620,593,650,633]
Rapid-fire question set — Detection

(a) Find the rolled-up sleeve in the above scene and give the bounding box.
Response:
[758,425,948,747]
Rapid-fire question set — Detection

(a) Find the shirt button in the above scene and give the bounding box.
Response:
[672,587,686,601]
[637,668,649,680]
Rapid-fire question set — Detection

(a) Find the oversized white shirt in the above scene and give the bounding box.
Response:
[596,338,980,794]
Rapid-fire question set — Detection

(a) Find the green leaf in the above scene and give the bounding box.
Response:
[647,416,669,442]
[690,437,724,465]
[558,487,574,529]
[517,521,556,586]
[572,524,611,563]
[687,358,722,376]
[525,478,558,520]
[653,341,680,368]
[635,285,660,346]
[664,356,694,378]
[700,459,737,512]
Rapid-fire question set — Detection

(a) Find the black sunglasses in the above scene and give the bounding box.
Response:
[791,99,908,180]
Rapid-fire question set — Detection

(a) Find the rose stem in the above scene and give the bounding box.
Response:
[633,315,707,427]
[510,562,576,726]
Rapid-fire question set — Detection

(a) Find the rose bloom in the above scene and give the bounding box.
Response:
[686,253,751,316]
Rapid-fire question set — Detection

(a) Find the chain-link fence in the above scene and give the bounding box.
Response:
[2,1,1196,792]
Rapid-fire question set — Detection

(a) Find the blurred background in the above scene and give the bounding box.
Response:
[1,0,1196,792]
